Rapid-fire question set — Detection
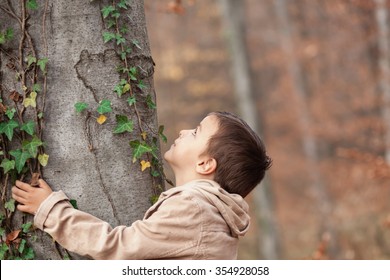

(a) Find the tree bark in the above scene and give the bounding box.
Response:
[0,0,162,259]
[219,0,281,260]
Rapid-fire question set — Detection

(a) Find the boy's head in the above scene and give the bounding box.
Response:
[205,112,272,197]
[164,111,272,197]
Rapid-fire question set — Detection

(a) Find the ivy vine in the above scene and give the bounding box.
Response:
[76,0,169,202]
[0,0,48,259]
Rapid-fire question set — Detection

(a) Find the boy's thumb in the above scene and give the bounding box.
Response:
[38,179,51,190]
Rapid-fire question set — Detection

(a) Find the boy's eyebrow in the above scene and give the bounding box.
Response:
[198,124,202,133]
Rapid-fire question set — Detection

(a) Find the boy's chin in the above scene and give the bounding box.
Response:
[163,150,171,162]
[163,151,177,168]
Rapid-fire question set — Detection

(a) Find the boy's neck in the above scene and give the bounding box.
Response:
[174,171,215,187]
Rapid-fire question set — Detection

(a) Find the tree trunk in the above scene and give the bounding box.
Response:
[273,0,338,258]
[374,0,390,164]
[219,0,281,260]
[0,0,163,259]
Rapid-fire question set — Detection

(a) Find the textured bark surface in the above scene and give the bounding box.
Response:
[0,0,162,259]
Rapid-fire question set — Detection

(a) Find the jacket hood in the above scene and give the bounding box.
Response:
[185,180,250,237]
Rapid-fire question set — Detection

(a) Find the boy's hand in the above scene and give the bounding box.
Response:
[11,179,53,215]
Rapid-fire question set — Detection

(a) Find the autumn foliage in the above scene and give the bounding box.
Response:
[146,0,390,259]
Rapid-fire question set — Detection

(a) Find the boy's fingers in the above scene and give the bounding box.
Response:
[15,180,33,191]
[17,204,32,214]
[12,191,27,205]
[12,186,27,199]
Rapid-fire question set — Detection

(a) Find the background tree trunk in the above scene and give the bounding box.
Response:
[219,0,281,259]
[273,0,338,258]
[0,0,162,259]
[374,0,390,164]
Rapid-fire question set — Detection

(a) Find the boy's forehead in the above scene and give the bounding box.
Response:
[200,115,219,131]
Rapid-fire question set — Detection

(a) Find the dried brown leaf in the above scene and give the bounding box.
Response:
[6,229,21,245]
[9,90,22,102]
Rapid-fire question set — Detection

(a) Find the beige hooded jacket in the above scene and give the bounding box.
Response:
[34,179,250,259]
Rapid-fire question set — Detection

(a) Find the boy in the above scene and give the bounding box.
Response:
[11,111,272,259]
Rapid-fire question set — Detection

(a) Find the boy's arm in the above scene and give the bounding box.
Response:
[12,180,202,259]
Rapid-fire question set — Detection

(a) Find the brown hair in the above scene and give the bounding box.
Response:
[206,112,272,197]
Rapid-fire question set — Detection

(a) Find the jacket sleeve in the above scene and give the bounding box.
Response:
[34,190,203,260]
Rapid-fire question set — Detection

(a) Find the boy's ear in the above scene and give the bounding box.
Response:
[196,157,217,175]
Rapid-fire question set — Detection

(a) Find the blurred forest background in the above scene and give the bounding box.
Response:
[144,0,390,259]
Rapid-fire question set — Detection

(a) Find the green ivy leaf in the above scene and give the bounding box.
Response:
[37,57,48,73]
[22,135,44,158]
[0,28,14,44]
[129,67,137,81]
[5,108,16,119]
[151,169,161,177]
[97,99,112,114]
[146,94,156,109]
[114,84,123,97]
[120,26,129,34]
[32,83,41,92]
[69,199,78,209]
[26,0,38,10]
[114,115,133,134]
[158,125,168,143]
[127,96,136,106]
[18,239,26,254]
[0,158,15,174]
[119,78,127,86]
[120,47,132,60]
[137,80,147,90]
[23,247,34,260]
[5,28,14,40]
[74,102,88,113]
[117,0,131,9]
[149,194,159,205]
[0,243,9,260]
[20,121,36,136]
[115,33,126,45]
[10,149,32,173]
[5,198,15,212]
[0,119,19,141]
[103,32,115,43]
[107,19,116,29]
[111,10,120,19]
[101,5,115,18]
[130,140,152,162]
[27,55,36,68]
[22,222,33,233]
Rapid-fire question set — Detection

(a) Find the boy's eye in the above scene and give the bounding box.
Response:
[192,128,197,136]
